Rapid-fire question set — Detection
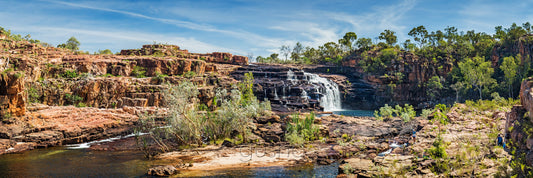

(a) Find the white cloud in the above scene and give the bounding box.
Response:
[42,0,284,52]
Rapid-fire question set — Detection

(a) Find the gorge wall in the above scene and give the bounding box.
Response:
[231,64,379,112]
[506,77,533,170]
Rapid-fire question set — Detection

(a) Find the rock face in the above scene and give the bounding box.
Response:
[491,34,533,67]
[520,77,533,120]
[342,49,454,108]
[0,105,153,153]
[507,77,533,167]
[231,64,378,112]
[0,41,248,154]
[0,72,26,118]
[121,45,248,65]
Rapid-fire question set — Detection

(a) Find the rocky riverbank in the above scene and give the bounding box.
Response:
[123,101,511,177]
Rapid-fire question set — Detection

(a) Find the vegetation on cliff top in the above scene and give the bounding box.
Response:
[259,22,533,103]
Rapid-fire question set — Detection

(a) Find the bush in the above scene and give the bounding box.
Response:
[136,73,271,149]
[64,93,83,105]
[374,104,393,120]
[27,85,40,103]
[421,109,433,119]
[286,113,320,146]
[61,70,78,78]
[433,104,449,125]
[132,66,146,78]
[183,71,196,78]
[374,104,415,122]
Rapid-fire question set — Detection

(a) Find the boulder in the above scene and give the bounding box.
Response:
[339,158,375,177]
[147,165,178,176]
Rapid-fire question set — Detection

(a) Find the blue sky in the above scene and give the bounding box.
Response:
[1,0,532,58]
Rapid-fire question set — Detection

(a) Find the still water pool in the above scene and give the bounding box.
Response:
[0,147,338,177]
[317,109,375,117]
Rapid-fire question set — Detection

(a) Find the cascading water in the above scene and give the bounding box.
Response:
[284,69,342,111]
[303,72,342,111]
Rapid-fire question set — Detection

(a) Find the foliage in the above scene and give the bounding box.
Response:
[27,85,40,103]
[61,70,78,78]
[64,93,83,106]
[183,71,196,78]
[136,73,271,150]
[458,56,495,100]
[374,104,416,122]
[500,55,519,98]
[427,132,448,173]
[131,66,146,78]
[379,29,398,46]
[238,72,255,106]
[421,108,433,119]
[285,113,320,146]
[374,104,393,120]
[426,76,444,100]
[97,49,113,55]
[57,36,80,51]
[433,104,449,125]
[464,96,520,112]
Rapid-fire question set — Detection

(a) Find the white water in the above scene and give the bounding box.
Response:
[66,132,148,149]
[285,69,342,111]
[287,69,297,84]
[303,72,342,111]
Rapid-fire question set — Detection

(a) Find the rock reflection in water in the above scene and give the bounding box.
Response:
[0,147,339,177]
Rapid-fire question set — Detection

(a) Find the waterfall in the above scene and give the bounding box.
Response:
[287,69,296,84]
[303,72,342,111]
[285,69,342,111]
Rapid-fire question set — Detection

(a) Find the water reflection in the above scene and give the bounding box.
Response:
[0,147,339,177]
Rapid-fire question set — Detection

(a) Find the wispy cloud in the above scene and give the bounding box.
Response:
[42,0,284,50]
[324,0,417,40]
[13,25,243,54]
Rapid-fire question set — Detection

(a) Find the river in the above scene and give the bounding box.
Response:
[0,146,339,177]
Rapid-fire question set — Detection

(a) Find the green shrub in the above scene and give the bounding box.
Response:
[433,104,449,125]
[183,71,196,78]
[374,104,415,122]
[27,86,40,103]
[374,104,393,120]
[154,72,168,82]
[136,72,271,149]
[76,102,87,107]
[65,93,83,105]
[132,66,146,78]
[399,104,416,122]
[286,113,320,146]
[421,109,433,119]
[61,70,78,78]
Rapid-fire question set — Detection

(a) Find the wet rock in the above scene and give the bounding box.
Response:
[147,165,178,176]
